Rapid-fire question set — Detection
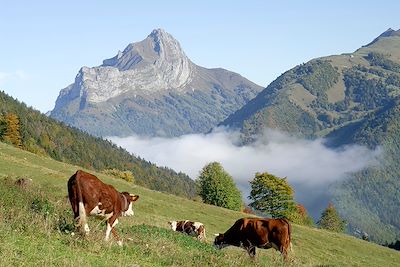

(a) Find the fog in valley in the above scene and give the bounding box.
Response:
[110,128,381,217]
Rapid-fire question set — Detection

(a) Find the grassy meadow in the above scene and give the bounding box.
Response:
[0,142,399,266]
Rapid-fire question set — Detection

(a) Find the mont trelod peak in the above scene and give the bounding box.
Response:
[51,29,263,137]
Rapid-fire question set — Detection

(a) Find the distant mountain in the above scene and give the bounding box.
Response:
[0,90,196,198]
[220,28,400,243]
[50,29,263,137]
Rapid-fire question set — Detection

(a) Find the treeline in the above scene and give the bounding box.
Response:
[0,90,196,198]
[385,240,400,251]
[366,52,400,72]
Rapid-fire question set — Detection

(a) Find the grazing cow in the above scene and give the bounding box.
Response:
[168,220,206,241]
[67,170,139,246]
[214,217,291,259]
[15,178,32,188]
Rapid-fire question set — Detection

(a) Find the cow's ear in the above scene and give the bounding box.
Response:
[130,194,139,202]
[168,221,172,225]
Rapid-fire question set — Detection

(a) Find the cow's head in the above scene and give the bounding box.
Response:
[121,193,139,216]
[168,221,178,231]
[214,233,228,249]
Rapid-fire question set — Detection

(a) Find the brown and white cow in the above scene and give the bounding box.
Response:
[214,217,291,259]
[15,178,32,188]
[67,170,139,246]
[168,220,206,241]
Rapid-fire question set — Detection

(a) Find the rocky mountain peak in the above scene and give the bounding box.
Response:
[57,29,195,104]
[149,28,171,42]
[102,28,188,71]
[51,28,263,138]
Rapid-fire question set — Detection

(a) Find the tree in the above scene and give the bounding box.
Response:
[196,162,242,211]
[291,204,314,226]
[0,115,6,138]
[248,172,296,218]
[318,203,346,232]
[2,113,22,147]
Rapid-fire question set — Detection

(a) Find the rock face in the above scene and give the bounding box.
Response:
[51,29,263,137]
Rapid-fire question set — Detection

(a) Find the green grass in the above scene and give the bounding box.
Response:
[0,142,399,266]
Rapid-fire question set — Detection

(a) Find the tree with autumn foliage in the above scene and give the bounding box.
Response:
[291,204,314,226]
[248,172,296,218]
[318,203,346,232]
[1,113,22,147]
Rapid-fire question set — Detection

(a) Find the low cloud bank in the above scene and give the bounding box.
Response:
[110,128,381,217]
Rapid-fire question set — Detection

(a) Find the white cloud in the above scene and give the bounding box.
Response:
[109,128,381,216]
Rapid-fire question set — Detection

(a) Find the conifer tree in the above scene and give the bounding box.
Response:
[196,162,242,211]
[0,114,6,138]
[248,172,296,218]
[318,203,346,232]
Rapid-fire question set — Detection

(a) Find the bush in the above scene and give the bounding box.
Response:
[31,197,55,218]
[55,208,75,234]
[102,168,135,183]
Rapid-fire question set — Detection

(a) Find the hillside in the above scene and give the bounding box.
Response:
[0,90,196,198]
[0,142,399,266]
[50,29,263,137]
[220,29,400,243]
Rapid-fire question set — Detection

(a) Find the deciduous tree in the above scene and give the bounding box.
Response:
[248,172,296,218]
[2,113,22,147]
[291,204,314,226]
[196,162,242,211]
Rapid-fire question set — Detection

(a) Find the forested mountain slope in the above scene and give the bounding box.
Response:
[220,28,400,243]
[0,90,196,198]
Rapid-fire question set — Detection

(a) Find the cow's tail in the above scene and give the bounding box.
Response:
[281,218,293,252]
[75,171,88,232]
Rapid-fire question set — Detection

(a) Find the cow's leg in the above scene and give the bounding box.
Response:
[111,227,123,246]
[271,241,289,261]
[279,244,289,261]
[105,216,122,246]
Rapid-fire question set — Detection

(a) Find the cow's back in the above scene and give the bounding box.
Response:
[68,170,118,214]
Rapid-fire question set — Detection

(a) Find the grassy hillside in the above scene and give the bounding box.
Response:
[0,142,399,266]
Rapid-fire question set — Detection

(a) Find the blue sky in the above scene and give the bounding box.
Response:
[1,0,399,112]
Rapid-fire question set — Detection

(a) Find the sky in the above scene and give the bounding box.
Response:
[1,1,400,113]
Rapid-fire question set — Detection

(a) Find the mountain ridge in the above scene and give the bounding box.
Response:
[51,29,263,137]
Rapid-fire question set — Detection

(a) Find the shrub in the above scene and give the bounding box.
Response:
[102,168,135,183]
